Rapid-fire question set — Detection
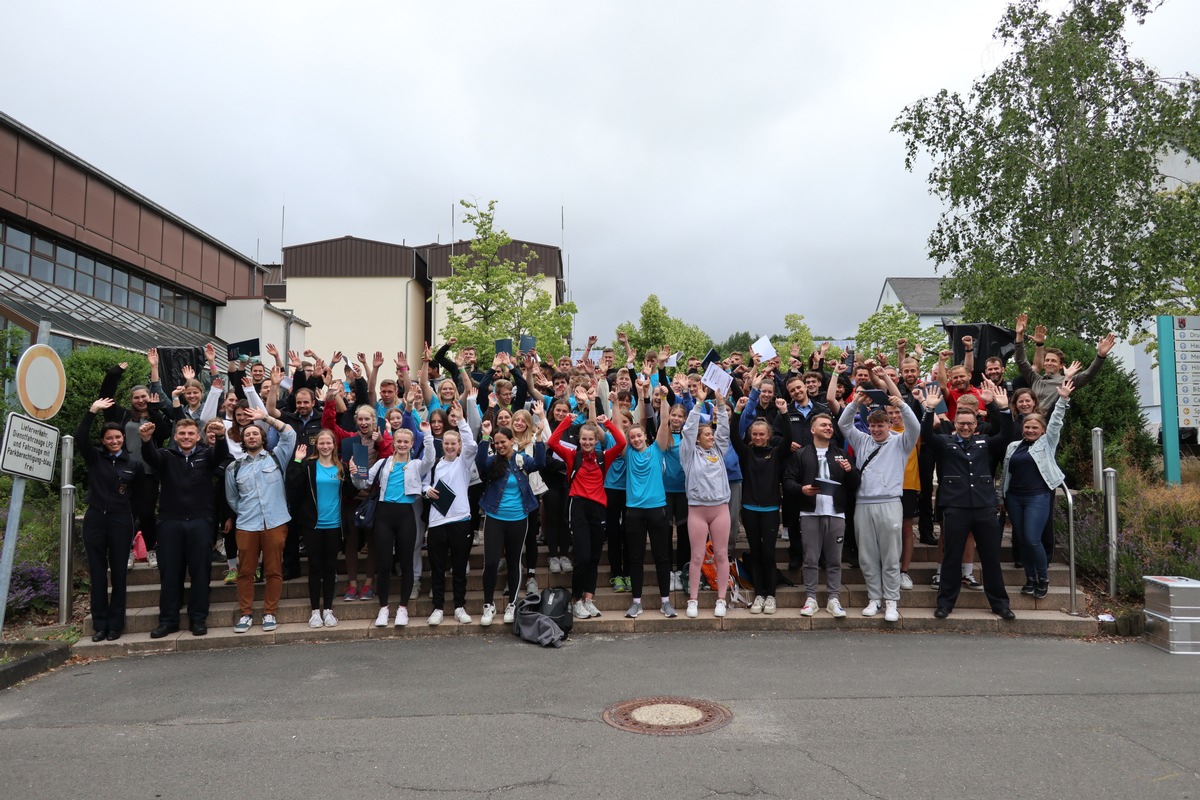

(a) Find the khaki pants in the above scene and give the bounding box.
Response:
[236,525,287,616]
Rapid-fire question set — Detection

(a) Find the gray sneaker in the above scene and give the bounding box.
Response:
[525,575,539,595]
[625,601,643,618]
[583,599,602,618]
[660,600,678,618]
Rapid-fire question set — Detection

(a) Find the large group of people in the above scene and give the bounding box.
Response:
[75,316,1115,639]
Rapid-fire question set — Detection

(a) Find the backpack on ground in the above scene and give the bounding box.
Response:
[511,588,571,647]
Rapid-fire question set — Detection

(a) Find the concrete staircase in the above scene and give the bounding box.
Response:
[73,528,1096,657]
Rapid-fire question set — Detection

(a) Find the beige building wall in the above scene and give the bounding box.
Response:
[428,274,559,346]
[285,276,424,366]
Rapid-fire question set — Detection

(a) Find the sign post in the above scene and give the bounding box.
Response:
[0,328,66,633]
[1157,315,1196,485]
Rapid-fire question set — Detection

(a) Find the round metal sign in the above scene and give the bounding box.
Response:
[15,344,66,420]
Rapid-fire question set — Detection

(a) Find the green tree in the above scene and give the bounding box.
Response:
[854,304,946,367]
[714,330,758,358]
[893,0,1200,341]
[770,313,817,364]
[615,295,714,365]
[438,199,577,363]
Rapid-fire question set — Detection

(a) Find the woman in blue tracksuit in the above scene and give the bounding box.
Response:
[476,420,546,626]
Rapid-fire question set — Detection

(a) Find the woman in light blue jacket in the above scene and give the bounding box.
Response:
[1000,379,1074,599]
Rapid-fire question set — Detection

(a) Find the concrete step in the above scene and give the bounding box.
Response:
[71,607,1098,659]
[96,578,1086,634]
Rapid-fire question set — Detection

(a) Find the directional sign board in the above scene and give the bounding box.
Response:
[0,412,59,482]
[1174,317,1200,428]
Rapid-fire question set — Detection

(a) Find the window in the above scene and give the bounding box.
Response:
[5,227,30,252]
[32,237,54,257]
[130,274,144,293]
[128,293,144,313]
[76,255,94,275]
[159,303,173,324]
[56,246,75,267]
[94,278,111,302]
[3,247,30,275]
[75,272,93,295]
[145,297,159,317]
[54,262,74,290]
[112,268,128,288]
[31,256,54,283]
[112,285,127,307]
[96,262,112,281]
[145,282,159,299]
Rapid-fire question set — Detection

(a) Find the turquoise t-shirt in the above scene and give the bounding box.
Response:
[383,460,416,504]
[626,444,667,509]
[315,463,341,528]
[663,433,685,493]
[491,472,527,521]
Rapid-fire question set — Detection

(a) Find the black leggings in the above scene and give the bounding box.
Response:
[542,481,569,558]
[428,519,473,611]
[667,492,689,571]
[304,526,341,611]
[523,500,541,572]
[374,502,417,606]
[742,507,780,598]
[82,508,135,633]
[483,515,528,606]
[625,505,672,600]
[569,496,606,600]
[606,488,627,575]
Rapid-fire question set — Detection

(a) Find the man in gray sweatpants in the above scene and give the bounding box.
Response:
[837,382,919,623]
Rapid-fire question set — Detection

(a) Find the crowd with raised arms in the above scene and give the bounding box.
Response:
[73,315,1116,638]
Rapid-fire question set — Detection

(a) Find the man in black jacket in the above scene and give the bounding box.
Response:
[918,384,1015,620]
[784,413,856,619]
[776,374,831,568]
[140,418,225,637]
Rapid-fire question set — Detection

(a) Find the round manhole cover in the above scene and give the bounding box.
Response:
[602,696,733,736]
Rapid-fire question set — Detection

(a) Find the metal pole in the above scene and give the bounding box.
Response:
[58,435,75,625]
[1104,467,1119,597]
[1061,484,1080,616]
[0,476,28,633]
[1091,427,1104,491]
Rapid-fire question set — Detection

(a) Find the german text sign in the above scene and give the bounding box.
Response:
[1,413,59,482]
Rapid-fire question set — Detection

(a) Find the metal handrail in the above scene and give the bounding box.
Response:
[1060,481,1082,616]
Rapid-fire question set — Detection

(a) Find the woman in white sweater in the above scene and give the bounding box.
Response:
[424,402,479,625]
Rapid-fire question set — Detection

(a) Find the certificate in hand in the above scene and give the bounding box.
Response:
[430,480,457,516]
[814,478,841,496]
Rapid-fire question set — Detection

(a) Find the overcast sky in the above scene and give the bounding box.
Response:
[3,1,1197,345]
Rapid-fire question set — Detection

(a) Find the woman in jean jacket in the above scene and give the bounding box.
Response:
[1000,379,1074,599]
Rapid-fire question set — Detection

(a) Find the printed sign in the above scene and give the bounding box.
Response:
[0,413,60,482]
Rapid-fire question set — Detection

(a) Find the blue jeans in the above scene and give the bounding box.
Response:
[1006,492,1052,581]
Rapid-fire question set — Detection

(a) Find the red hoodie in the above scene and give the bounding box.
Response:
[546,416,626,505]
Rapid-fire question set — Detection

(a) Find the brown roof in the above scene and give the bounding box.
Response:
[420,239,563,280]
[282,236,416,278]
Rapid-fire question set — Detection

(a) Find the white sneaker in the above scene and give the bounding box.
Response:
[714,599,728,618]
[670,570,682,591]
[309,609,324,628]
[233,614,253,633]
[262,614,277,632]
[780,528,790,541]
[147,550,158,568]
[548,557,561,573]
[884,600,899,623]
[480,603,495,626]
[559,557,573,573]
[800,597,819,617]
[394,607,409,627]
[322,609,338,627]
[827,598,847,618]
[763,596,777,615]
[862,600,880,617]
[503,603,517,624]
[583,599,602,618]
[525,575,539,595]
[374,607,390,627]
[900,572,914,591]
[572,600,591,619]
[410,583,421,600]
[454,607,472,624]
[686,600,699,618]
[625,601,643,618]
[750,595,765,614]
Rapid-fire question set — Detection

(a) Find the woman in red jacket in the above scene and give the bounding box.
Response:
[547,386,626,620]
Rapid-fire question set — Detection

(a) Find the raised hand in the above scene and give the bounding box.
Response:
[1063,360,1083,379]
[979,378,996,404]
[1058,378,1076,398]
[270,365,283,384]
[205,343,217,363]
[897,337,908,349]
[735,396,749,413]
[148,392,161,405]
[373,351,385,370]
[775,397,788,413]
[920,383,942,409]
[331,350,343,365]
[212,376,225,391]
[992,383,1009,409]
[961,335,974,350]
[242,376,253,388]
[304,349,317,358]
[315,385,327,402]
[938,349,953,362]
[181,365,195,381]
[171,385,185,399]
[356,352,368,367]
[294,444,308,461]
[1033,325,1047,345]
[396,351,408,371]
[147,347,158,367]
[1098,333,1116,357]
[480,419,493,438]
[265,343,279,358]
[288,350,302,369]
[90,397,116,413]
[139,421,156,440]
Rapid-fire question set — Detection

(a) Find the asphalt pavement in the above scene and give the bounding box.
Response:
[1,631,1197,799]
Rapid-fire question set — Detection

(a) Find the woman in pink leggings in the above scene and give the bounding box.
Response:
[678,385,731,619]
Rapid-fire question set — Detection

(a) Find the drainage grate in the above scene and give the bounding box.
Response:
[602,696,733,736]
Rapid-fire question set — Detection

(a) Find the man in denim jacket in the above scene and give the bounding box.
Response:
[225,409,297,633]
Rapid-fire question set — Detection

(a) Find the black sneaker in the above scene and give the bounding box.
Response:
[1034,579,1049,599]
[962,575,983,591]
[1020,579,1037,595]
